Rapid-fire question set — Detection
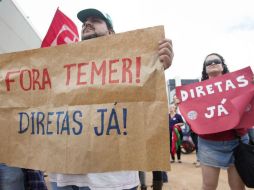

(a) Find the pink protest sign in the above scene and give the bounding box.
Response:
[176,67,254,135]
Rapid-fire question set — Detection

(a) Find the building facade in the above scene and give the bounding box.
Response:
[167,78,200,104]
[0,0,41,54]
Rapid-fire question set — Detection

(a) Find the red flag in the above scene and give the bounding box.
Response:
[41,8,79,47]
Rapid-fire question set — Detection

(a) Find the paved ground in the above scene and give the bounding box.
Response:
[141,153,252,190]
[45,152,251,190]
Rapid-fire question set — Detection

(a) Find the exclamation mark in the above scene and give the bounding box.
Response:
[135,56,141,83]
[123,108,127,135]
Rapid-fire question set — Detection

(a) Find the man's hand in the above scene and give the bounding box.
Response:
[158,39,174,70]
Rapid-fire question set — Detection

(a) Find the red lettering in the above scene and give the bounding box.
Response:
[64,64,76,85]
[91,61,106,85]
[64,56,142,86]
[32,69,42,90]
[135,57,141,83]
[77,63,89,85]
[122,58,132,83]
[20,70,32,91]
[4,68,51,91]
[41,68,52,89]
[109,59,119,84]
[5,70,20,91]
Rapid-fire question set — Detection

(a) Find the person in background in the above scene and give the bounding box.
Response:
[189,126,200,167]
[151,171,164,189]
[174,92,200,166]
[173,94,180,108]
[169,104,184,163]
[197,53,254,190]
[138,171,167,190]
[0,164,25,190]
[22,169,48,190]
[139,171,147,190]
[174,85,200,167]
[49,8,174,190]
[0,164,47,190]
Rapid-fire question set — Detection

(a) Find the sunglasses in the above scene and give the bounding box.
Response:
[205,59,222,66]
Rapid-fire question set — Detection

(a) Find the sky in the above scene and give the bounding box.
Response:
[14,0,254,81]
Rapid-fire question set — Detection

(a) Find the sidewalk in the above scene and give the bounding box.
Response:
[140,152,252,190]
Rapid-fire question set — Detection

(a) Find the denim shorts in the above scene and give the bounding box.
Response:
[198,134,249,169]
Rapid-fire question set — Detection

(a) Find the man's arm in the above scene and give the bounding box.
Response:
[158,39,174,69]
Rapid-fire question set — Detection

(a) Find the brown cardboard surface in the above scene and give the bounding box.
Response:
[0,26,170,174]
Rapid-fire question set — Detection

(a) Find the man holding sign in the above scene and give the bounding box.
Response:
[176,53,254,190]
[48,8,173,190]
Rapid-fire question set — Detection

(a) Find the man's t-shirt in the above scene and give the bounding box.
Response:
[49,171,139,190]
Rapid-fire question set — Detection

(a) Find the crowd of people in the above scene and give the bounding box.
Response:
[1,6,254,190]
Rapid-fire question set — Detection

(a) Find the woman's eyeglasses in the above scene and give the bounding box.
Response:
[205,59,222,66]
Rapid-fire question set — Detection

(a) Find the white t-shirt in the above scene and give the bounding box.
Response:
[49,171,139,190]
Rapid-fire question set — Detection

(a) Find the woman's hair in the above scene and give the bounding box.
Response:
[201,53,230,81]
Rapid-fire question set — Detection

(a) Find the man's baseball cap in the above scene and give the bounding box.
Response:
[77,8,113,29]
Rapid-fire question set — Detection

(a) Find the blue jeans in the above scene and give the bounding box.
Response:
[51,182,137,190]
[0,163,25,190]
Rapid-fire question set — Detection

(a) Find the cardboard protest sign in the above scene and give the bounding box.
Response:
[0,26,171,174]
[176,67,254,135]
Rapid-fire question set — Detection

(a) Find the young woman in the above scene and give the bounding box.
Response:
[198,53,254,190]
